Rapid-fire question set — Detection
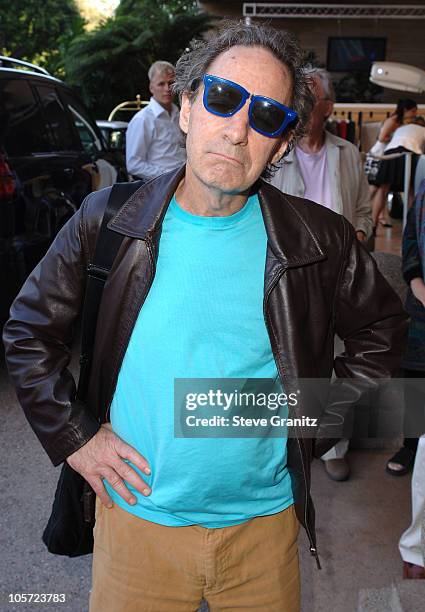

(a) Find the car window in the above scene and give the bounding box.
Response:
[0,78,53,155]
[99,127,126,151]
[109,128,126,151]
[35,84,76,151]
[61,91,103,156]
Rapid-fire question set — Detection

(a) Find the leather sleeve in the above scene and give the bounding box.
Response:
[2,190,109,466]
[313,219,409,458]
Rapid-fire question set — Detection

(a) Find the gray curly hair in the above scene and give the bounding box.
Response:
[174,20,314,178]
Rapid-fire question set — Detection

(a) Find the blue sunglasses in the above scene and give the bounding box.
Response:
[202,74,298,138]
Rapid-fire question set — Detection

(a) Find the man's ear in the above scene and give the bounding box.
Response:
[179,92,191,135]
[269,136,290,165]
[149,82,154,96]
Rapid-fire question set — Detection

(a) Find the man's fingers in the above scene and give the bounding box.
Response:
[90,478,113,509]
[113,458,151,497]
[65,427,152,506]
[118,441,151,476]
[100,467,138,506]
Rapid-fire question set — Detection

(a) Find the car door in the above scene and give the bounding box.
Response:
[59,88,127,186]
[0,75,88,320]
[33,81,94,209]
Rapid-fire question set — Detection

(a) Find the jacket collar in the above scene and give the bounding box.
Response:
[257,181,326,266]
[148,96,179,119]
[108,166,326,267]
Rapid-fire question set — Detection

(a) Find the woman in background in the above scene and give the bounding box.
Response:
[376,99,418,152]
[371,99,418,232]
[397,192,425,577]
[387,178,425,477]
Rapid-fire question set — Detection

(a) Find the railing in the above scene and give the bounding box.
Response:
[333,103,425,123]
[108,95,149,121]
[330,103,425,151]
[243,3,425,19]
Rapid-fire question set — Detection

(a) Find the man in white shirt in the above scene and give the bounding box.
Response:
[126,61,186,181]
[270,67,373,482]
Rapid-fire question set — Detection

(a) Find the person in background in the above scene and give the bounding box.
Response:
[270,66,373,482]
[126,60,186,181]
[371,99,418,231]
[374,99,418,154]
[399,435,425,579]
[395,179,425,579]
[270,66,372,250]
[375,116,425,226]
[387,177,425,477]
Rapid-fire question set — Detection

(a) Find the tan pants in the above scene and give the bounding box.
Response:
[89,500,300,612]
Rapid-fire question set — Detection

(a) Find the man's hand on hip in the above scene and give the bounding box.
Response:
[66,424,151,509]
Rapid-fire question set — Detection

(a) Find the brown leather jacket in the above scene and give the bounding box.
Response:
[3,167,408,567]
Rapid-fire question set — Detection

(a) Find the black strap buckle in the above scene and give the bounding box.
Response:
[86,263,109,282]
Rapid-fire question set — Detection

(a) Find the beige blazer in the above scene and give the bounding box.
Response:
[270,131,373,239]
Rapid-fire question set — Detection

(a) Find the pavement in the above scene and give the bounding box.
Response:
[1,351,424,612]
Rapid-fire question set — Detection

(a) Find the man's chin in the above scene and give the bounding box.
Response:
[202,175,252,196]
[212,154,247,174]
[186,156,255,194]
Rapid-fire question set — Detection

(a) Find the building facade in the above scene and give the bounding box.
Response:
[198,1,425,104]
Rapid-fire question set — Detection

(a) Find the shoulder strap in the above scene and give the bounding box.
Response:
[76,181,143,407]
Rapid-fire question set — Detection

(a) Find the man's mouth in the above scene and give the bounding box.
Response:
[210,152,243,166]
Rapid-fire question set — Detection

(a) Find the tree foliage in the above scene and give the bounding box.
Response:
[64,0,212,118]
[0,0,85,74]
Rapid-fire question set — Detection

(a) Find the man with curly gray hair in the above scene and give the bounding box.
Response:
[4,20,407,612]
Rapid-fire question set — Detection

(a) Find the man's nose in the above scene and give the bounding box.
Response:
[224,101,250,145]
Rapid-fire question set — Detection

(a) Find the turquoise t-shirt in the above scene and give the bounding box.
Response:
[107,193,293,527]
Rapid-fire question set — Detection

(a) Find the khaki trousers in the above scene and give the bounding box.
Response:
[89,500,300,612]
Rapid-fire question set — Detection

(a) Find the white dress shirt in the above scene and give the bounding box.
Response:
[126,97,186,180]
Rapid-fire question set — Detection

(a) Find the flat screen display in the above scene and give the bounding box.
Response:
[327,37,386,72]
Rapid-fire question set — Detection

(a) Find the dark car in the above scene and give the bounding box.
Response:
[0,56,127,322]
[96,119,128,171]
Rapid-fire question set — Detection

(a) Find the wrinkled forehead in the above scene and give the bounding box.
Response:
[205,45,293,104]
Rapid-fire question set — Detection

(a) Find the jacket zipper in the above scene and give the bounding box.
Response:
[105,237,156,421]
[263,266,322,571]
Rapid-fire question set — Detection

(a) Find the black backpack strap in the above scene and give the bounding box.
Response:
[76,181,143,408]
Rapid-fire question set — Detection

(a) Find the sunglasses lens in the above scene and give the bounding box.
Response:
[206,81,244,116]
[251,98,287,135]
